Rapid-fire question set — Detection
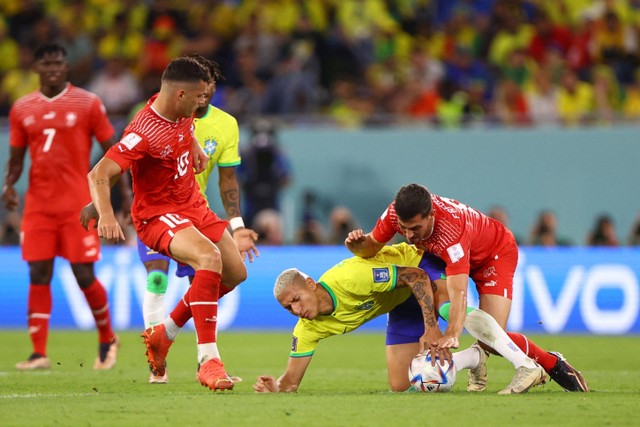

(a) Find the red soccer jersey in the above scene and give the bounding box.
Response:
[372,194,516,276]
[105,95,203,221]
[9,84,114,214]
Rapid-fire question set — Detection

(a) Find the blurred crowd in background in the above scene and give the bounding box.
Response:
[1,0,639,247]
[1,0,640,128]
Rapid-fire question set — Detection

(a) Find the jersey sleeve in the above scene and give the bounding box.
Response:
[216,116,241,167]
[440,233,472,276]
[8,106,27,148]
[371,204,397,243]
[89,96,115,143]
[290,319,332,357]
[104,131,148,172]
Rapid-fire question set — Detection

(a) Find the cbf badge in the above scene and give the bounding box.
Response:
[373,268,390,283]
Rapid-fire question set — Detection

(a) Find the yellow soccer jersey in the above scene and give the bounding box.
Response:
[290,243,424,357]
[193,105,241,199]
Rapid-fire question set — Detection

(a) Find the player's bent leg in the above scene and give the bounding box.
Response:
[216,230,248,290]
[386,342,420,391]
[143,259,170,328]
[477,294,511,334]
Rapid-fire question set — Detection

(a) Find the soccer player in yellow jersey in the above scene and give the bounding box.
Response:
[253,244,555,394]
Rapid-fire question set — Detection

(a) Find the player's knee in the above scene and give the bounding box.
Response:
[194,249,221,271]
[225,264,248,287]
[69,263,96,288]
[388,377,410,392]
[147,270,168,295]
[28,262,53,284]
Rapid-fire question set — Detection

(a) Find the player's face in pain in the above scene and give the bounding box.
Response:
[278,279,321,320]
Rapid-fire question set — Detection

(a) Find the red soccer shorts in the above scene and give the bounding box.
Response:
[469,245,518,299]
[21,210,101,263]
[134,199,228,258]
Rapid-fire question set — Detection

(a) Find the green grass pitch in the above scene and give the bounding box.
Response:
[0,331,638,426]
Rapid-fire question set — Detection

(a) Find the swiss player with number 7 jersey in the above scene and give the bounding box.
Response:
[88,56,244,392]
[3,43,121,371]
[345,183,589,393]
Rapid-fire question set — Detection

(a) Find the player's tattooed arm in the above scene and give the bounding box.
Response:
[396,266,450,360]
[396,267,437,329]
[90,178,110,188]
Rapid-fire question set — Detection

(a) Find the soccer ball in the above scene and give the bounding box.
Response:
[408,351,456,392]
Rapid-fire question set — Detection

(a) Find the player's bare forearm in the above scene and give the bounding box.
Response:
[443,274,468,340]
[273,356,311,393]
[88,157,125,241]
[2,147,26,210]
[218,170,241,219]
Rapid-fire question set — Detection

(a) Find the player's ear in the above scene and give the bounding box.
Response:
[305,277,317,289]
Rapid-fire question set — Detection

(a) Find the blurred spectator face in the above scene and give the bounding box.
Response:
[561,70,578,92]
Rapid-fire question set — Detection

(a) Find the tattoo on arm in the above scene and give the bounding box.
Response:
[90,178,110,188]
[221,189,240,218]
[398,268,437,328]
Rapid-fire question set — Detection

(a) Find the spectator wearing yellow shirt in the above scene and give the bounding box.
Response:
[0,18,19,76]
[0,44,39,114]
[622,69,640,120]
[556,69,594,126]
[488,10,534,67]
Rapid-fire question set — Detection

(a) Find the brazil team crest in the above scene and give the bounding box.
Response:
[204,138,218,156]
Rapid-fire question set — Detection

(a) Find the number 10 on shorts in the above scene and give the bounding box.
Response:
[159,213,189,228]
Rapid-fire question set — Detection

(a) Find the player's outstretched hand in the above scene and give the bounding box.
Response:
[344,228,365,245]
[433,335,459,350]
[80,202,99,230]
[1,185,18,210]
[233,228,260,263]
[421,332,453,366]
[253,375,279,393]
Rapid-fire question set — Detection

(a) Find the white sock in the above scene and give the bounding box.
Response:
[464,308,537,369]
[143,291,165,329]
[197,342,221,365]
[452,346,480,371]
[162,317,181,341]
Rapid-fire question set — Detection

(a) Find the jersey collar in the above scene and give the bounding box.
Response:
[318,281,338,314]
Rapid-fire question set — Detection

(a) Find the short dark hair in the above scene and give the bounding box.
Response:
[187,54,225,82]
[162,56,211,84]
[33,42,67,61]
[394,183,432,221]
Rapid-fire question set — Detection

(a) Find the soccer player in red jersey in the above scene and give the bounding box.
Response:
[345,183,589,393]
[87,56,241,392]
[2,43,121,370]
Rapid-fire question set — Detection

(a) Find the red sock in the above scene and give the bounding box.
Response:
[218,283,234,299]
[507,332,558,372]
[27,284,52,356]
[81,280,115,343]
[170,289,192,327]
[190,270,221,344]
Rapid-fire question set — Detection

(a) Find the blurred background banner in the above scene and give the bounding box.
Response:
[0,245,638,334]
